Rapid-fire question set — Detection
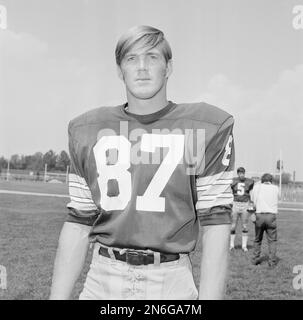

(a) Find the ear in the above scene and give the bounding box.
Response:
[117,65,124,81]
[165,59,173,78]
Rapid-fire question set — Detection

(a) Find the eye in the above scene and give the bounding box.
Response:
[150,55,158,59]
[126,56,135,62]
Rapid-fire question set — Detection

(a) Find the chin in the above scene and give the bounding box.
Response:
[131,89,159,100]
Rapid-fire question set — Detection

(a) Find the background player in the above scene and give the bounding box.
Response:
[251,173,279,268]
[230,167,254,252]
[50,25,235,300]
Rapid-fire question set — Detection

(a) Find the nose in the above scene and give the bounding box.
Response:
[138,55,148,70]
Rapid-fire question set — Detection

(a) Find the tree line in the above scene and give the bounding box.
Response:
[0,151,295,184]
[0,150,70,172]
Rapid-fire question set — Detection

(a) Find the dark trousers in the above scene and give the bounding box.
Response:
[253,213,277,264]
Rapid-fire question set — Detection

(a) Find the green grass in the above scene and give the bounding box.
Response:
[0,180,68,195]
[191,212,303,300]
[0,183,303,300]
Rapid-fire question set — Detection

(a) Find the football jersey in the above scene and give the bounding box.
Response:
[231,177,254,202]
[66,101,235,254]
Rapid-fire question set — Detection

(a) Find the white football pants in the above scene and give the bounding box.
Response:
[79,244,198,300]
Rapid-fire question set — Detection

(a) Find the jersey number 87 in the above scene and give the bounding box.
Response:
[93,134,184,212]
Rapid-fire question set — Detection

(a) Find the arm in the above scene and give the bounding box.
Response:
[195,116,235,299]
[49,222,91,300]
[50,122,99,299]
[199,224,230,300]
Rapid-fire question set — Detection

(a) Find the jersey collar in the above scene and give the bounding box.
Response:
[121,101,177,124]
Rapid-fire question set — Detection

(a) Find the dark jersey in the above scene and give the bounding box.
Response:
[66,101,235,254]
[231,177,254,202]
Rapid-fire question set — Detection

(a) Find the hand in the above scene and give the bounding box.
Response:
[247,203,256,213]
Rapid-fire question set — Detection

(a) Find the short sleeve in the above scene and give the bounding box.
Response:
[196,117,235,226]
[66,123,100,226]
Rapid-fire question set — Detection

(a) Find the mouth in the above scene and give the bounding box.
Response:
[136,78,151,81]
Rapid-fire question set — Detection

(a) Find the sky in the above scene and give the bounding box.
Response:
[0,0,302,179]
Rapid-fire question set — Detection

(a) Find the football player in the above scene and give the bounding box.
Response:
[50,25,235,300]
[230,167,254,252]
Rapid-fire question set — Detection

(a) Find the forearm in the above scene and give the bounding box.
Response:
[199,224,230,300]
[49,222,91,300]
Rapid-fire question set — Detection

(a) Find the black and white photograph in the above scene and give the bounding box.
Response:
[0,0,302,303]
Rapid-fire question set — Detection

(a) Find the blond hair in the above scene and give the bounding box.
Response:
[115,25,172,66]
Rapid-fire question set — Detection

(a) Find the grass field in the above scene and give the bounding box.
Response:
[0,180,302,300]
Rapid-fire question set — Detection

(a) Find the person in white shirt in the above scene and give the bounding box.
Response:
[250,173,279,268]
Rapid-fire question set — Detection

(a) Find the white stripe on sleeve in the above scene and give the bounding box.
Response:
[196,170,234,187]
[68,173,98,210]
[67,200,98,211]
[196,171,233,210]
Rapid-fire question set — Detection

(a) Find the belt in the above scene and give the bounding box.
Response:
[98,246,180,266]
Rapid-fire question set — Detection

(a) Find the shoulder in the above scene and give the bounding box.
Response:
[173,102,234,127]
[253,181,261,189]
[232,177,239,183]
[247,178,255,185]
[231,177,239,186]
[68,105,122,133]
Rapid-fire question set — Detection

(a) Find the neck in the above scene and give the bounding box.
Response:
[126,92,169,115]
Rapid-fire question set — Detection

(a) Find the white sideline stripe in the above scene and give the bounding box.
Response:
[0,189,69,198]
[1,190,302,211]
[279,201,303,205]
[279,207,303,212]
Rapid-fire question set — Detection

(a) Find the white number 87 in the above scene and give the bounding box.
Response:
[93,134,185,212]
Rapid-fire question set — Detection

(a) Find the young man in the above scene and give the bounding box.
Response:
[230,167,254,252]
[251,173,279,268]
[50,25,235,300]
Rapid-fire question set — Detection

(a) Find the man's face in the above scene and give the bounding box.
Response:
[117,43,172,100]
[238,172,245,181]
